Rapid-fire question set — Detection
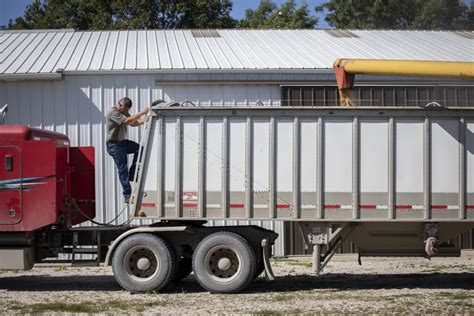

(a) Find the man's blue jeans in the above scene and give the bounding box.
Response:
[106,140,139,198]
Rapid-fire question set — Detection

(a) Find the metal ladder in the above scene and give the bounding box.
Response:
[130,101,179,216]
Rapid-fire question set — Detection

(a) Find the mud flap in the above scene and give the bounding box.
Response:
[261,238,275,281]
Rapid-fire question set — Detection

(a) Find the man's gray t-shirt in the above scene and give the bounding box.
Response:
[106,107,130,142]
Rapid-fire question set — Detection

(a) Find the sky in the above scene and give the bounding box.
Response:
[0,0,330,28]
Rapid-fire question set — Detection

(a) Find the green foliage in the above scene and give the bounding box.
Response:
[111,0,159,29]
[239,0,318,28]
[317,0,473,30]
[7,0,236,30]
[171,0,237,28]
[8,0,113,30]
[8,0,471,30]
[469,1,474,29]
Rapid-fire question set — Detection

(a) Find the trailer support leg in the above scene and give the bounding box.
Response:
[298,222,357,275]
[312,244,321,274]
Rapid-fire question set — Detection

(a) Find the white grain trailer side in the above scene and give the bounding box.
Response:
[103,104,474,293]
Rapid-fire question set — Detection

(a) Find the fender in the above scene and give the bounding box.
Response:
[104,226,188,266]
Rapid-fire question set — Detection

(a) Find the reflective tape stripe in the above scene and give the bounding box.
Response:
[206,204,221,208]
[143,203,464,211]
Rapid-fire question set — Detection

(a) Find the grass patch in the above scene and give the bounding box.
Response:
[135,301,167,312]
[270,258,312,268]
[422,264,474,273]
[9,302,102,314]
[273,294,295,302]
[7,299,166,314]
[436,292,474,301]
[382,292,474,312]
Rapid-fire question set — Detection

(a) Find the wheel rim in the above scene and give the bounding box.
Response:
[203,245,241,283]
[123,245,160,283]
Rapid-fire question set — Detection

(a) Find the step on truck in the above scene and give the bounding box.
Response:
[0,59,473,293]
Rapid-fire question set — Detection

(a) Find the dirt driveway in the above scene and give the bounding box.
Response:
[0,256,473,314]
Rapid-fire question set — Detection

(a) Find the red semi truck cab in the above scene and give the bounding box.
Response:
[0,125,95,232]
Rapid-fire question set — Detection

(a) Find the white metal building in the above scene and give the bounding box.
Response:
[1,29,473,255]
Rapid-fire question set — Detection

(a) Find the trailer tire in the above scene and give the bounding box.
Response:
[192,232,256,293]
[173,257,193,282]
[112,233,177,293]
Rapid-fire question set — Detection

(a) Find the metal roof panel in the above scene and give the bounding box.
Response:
[89,32,110,70]
[155,31,172,69]
[136,30,148,69]
[1,33,27,65]
[193,37,220,69]
[113,31,128,70]
[54,32,82,71]
[174,30,196,68]
[29,32,66,73]
[231,31,276,69]
[182,31,208,68]
[204,37,232,69]
[0,29,472,75]
[101,31,118,70]
[0,33,21,61]
[146,30,160,69]
[77,31,100,71]
[165,31,184,69]
[218,30,256,68]
[125,30,137,70]
[66,32,92,71]
[3,33,45,74]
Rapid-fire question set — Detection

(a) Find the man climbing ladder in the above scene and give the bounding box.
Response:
[106,97,149,203]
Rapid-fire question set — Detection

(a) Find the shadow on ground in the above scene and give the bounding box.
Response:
[0,272,473,293]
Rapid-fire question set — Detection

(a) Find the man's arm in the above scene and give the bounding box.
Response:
[130,119,145,127]
[123,107,149,125]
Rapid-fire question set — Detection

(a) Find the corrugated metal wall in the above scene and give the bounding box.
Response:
[0,75,286,255]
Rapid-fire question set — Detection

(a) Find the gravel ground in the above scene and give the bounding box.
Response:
[0,256,473,314]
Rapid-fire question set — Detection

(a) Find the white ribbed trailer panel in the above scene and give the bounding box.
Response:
[132,106,474,223]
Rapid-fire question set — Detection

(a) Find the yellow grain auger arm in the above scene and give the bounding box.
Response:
[333,59,474,106]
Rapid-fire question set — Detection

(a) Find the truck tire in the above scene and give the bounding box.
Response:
[173,257,192,282]
[192,232,256,293]
[112,233,177,293]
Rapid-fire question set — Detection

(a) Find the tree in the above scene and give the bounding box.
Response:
[8,0,113,30]
[410,0,471,30]
[111,0,159,29]
[8,0,237,30]
[470,0,474,29]
[171,0,237,28]
[238,0,318,29]
[317,0,473,30]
